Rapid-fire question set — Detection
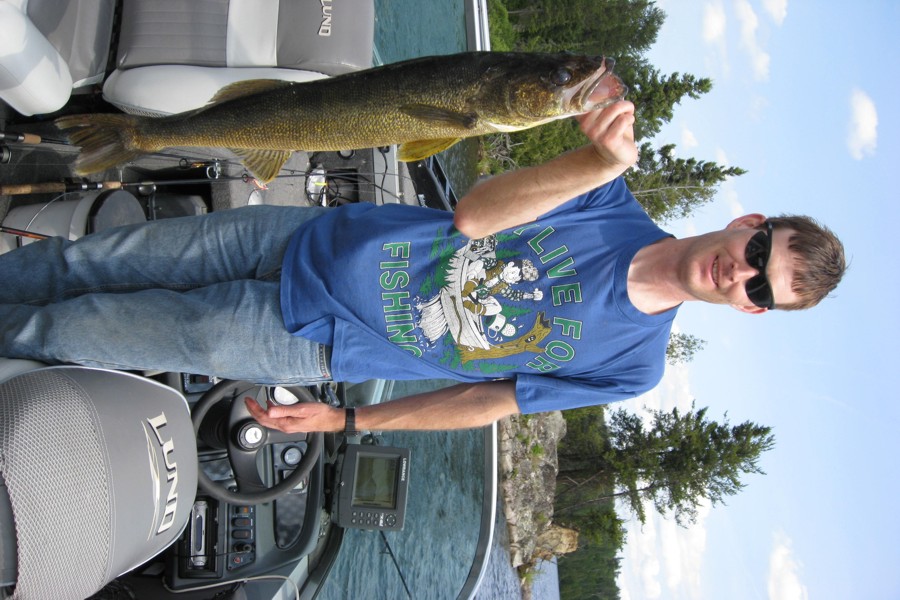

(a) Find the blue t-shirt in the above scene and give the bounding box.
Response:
[281,177,677,413]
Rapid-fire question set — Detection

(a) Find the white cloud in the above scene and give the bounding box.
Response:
[847,88,878,160]
[660,499,709,597]
[702,2,730,75]
[622,362,695,416]
[681,125,699,149]
[618,509,663,599]
[762,0,788,25]
[715,148,730,166]
[617,367,709,600]
[710,149,745,218]
[724,184,744,219]
[734,0,771,80]
[703,2,727,43]
[618,498,711,600]
[767,532,808,600]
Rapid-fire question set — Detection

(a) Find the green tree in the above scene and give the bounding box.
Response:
[622,63,714,140]
[626,142,747,222]
[665,332,707,365]
[485,1,721,186]
[558,537,623,600]
[554,405,624,600]
[504,119,585,171]
[557,403,775,525]
[504,0,663,57]
[486,0,517,51]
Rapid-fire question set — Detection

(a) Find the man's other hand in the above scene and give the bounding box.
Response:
[245,396,343,433]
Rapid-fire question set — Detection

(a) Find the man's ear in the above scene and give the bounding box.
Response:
[726,213,767,230]
[732,303,768,315]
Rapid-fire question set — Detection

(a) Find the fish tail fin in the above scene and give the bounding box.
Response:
[55,114,147,175]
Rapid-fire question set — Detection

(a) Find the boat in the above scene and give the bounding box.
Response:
[0,2,497,599]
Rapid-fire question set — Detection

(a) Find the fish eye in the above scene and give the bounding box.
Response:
[550,67,573,86]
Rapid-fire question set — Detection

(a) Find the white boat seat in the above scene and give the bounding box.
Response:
[0,0,375,117]
[105,0,375,115]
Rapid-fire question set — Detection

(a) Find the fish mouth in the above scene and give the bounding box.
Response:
[563,57,628,114]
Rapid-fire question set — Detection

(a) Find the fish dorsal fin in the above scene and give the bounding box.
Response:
[398,138,462,162]
[209,80,293,105]
[400,104,479,129]
[230,148,293,183]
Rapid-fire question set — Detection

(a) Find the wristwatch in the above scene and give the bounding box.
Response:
[344,407,359,436]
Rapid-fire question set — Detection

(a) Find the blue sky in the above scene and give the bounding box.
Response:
[613,1,898,599]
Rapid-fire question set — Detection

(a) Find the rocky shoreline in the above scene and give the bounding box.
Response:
[497,412,578,598]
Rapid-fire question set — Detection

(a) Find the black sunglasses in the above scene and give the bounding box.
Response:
[744,221,774,309]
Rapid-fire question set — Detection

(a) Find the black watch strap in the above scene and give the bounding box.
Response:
[344,407,359,436]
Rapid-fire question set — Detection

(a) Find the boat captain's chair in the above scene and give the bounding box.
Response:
[0,0,375,117]
[0,361,198,599]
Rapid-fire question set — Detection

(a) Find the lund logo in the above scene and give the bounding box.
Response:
[144,412,179,537]
[318,0,333,36]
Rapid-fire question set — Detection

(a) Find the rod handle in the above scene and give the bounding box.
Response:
[0,132,41,144]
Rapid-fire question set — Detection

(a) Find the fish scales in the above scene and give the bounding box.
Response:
[56,52,627,182]
[142,59,497,149]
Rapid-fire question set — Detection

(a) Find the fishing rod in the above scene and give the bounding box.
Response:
[0,129,384,176]
[0,129,74,169]
[0,131,47,145]
[1,127,400,177]
[0,225,50,240]
[0,130,401,192]
[0,131,425,207]
[0,170,397,195]
[0,180,123,196]
[0,165,412,203]
[0,130,234,171]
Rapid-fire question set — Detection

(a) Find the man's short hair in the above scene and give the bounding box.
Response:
[767,215,846,310]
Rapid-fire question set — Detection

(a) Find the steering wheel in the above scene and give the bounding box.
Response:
[191,379,323,504]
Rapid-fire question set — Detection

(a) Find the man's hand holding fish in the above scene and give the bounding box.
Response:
[454,100,639,240]
[577,99,638,174]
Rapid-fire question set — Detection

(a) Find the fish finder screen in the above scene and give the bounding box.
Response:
[352,454,398,509]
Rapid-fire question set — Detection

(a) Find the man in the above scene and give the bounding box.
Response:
[0,101,845,434]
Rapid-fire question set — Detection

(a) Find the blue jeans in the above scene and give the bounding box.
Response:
[0,205,332,385]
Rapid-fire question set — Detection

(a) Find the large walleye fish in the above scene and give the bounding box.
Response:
[56,52,627,182]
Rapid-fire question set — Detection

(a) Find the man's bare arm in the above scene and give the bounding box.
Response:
[453,100,638,240]
[245,381,519,433]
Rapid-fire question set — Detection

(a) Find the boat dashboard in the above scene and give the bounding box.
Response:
[108,376,414,600]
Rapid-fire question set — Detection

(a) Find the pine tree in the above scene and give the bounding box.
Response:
[616,61,713,140]
[665,332,707,365]
[625,142,748,222]
[505,0,664,57]
[556,403,776,525]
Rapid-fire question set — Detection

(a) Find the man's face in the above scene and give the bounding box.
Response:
[680,215,801,313]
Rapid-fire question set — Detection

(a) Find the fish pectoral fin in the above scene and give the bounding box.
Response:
[209,80,293,105]
[400,104,479,129]
[398,139,462,162]
[230,149,293,183]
